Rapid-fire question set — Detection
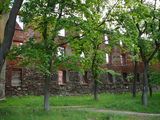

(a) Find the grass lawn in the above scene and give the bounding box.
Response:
[0,92,160,113]
[0,107,159,120]
[0,92,160,120]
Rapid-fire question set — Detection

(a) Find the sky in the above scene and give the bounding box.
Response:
[16,16,23,29]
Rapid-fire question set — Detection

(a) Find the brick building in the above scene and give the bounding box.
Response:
[5,23,149,96]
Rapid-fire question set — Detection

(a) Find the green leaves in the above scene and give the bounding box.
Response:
[8,0,109,79]
[0,0,10,14]
[149,69,160,85]
[109,0,160,63]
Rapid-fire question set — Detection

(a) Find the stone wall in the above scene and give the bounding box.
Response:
[5,68,144,96]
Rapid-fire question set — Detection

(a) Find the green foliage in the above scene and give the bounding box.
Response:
[9,0,112,82]
[10,0,103,76]
[0,0,10,14]
[108,0,160,62]
[103,69,121,77]
[69,1,112,83]
[149,69,160,85]
[9,38,52,75]
[126,73,134,82]
[158,50,160,62]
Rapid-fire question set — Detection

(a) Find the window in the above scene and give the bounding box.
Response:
[58,29,65,37]
[79,71,88,84]
[57,47,65,56]
[122,54,127,65]
[58,70,66,85]
[108,73,113,83]
[80,52,85,58]
[137,73,140,82]
[120,55,123,65]
[11,69,22,86]
[104,35,109,44]
[119,40,123,46]
[121,54,127,65]
[106,53,109,63]
[122,73,127,82]
[112,53,121,65]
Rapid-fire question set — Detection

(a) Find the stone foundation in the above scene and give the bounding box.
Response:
[5,68,145,96]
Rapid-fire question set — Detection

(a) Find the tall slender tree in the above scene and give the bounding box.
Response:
[108,0,160,106]
[71,0,118,100]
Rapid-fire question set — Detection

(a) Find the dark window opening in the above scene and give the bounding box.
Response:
[122,54,127,65]
[108,73,113,83]
[80,71,89,84]
[137,73,140,82]
[122,73,127,82]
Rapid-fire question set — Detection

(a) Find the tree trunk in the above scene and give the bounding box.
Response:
[149,84,152,97]
[44,76,50,111]
[142,62,148,106]
[43,58,52,111]
[0,0,23,72]
[132,61,137,97]
[93,79,98,100]
[91,45,98,101]
[148,73,152,97]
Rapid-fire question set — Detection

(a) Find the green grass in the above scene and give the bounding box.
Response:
[0,92,160,113]
[0,107,159,120]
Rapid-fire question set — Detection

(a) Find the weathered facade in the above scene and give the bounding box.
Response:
[5,23,159,96]
[6,68,144,96]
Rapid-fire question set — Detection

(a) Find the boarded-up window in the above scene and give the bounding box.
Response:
[11,70,22,86]
[58,70,66,85]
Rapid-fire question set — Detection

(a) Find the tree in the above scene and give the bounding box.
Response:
[71,1,118,100]
[0,0,23,72]
[13,0,109,110]
[109,0,160,106]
